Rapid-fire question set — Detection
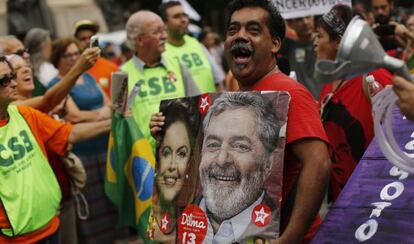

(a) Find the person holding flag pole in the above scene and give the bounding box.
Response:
[106,9,199,243]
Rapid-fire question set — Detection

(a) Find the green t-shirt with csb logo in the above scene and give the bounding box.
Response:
[122,56,186,149]
[165,35,216,93]
[0,105,61,236]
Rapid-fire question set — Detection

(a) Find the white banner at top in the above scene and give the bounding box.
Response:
[273,0,352,20]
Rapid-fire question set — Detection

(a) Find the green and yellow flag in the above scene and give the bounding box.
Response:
[105,72,155,243]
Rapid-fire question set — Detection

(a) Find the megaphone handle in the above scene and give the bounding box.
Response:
[384,56,413,82]
[396,65,413,83]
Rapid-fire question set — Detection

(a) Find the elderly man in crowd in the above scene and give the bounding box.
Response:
[123,10,199,148]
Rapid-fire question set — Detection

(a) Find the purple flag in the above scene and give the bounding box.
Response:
[312,108,414,243]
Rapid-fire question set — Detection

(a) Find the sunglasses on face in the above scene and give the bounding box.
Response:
[13,48,29,57]
[0,72,16,87]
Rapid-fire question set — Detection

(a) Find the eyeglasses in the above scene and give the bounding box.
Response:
[0,72,16,87]
[140,27,167,37]
[13,48,29,57]
[62,51,81,59]
[320,92,333,121]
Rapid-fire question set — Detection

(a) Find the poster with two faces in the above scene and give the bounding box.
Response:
[148,91,290,243]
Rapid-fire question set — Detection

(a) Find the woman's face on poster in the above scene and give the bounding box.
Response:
[157,120,191,202]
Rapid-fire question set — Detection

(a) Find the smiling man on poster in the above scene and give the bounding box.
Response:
[199,92,282,242]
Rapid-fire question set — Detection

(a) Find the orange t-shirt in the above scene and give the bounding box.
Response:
[0,105,73,243]
[87,57,118,98]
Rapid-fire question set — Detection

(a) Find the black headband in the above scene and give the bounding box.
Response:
[322,10,346,36]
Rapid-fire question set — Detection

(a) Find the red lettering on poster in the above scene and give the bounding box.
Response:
[178,204,208,244]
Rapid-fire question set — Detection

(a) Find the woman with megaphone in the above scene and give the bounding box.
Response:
[313,4,393,202]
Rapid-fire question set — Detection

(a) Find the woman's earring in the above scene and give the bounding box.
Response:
[185,174,188,180]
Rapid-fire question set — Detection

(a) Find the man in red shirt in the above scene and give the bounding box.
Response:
[151,0,331,242]
[223,1,330,242]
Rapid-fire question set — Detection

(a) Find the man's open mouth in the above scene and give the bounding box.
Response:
[230,42,253,64]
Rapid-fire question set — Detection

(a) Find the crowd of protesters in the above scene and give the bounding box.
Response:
[0,0,414,243]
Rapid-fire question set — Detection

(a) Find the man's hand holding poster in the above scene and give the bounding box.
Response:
[148,91,290,243]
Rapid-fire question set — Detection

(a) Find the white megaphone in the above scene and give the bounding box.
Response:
[314,16,412,83]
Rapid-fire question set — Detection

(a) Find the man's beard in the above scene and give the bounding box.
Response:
[200,161,266,223]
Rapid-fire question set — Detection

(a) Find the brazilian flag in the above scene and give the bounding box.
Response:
[105,111,155,243]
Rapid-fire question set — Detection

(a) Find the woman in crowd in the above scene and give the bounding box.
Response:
[148,99,200,243]
[11,45,100,114]
[48,37,125,243]
[24,28,57,88]
[48,38,111,123]
[314,4,392,201]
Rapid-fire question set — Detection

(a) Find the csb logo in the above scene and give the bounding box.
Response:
[175,53,204,69]
[135,76,177,98]
[0,130,33,167]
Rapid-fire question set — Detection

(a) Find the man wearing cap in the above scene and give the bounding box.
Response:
[159,1,224,93]
[123,10,199,150]
[73,19,118,97]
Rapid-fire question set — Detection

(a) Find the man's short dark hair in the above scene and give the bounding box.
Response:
[227,0,285,41]
[159,1,182,22]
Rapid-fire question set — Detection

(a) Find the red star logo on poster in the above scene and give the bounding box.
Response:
[252,204,271,227]
[160,212,171,234]
[198,94,211,114]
